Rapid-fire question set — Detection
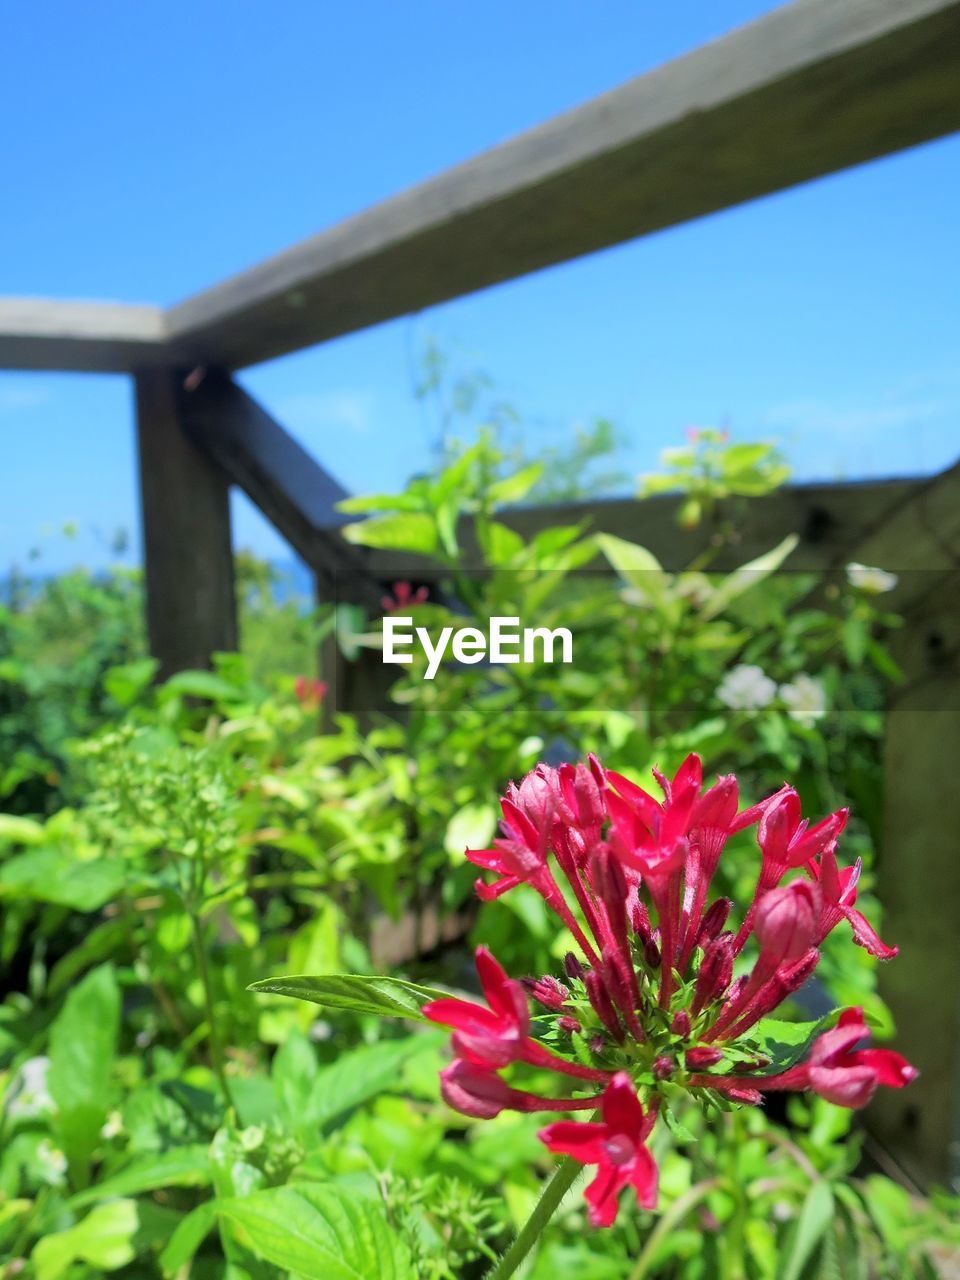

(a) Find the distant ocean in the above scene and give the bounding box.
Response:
[0,558,316,608]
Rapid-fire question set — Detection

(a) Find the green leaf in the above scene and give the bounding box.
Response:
[214,1183,414,1279]
[308,1037,438,1132]
[751,1013,836,1076]
[103,657,159,707]
[33,1199,138,1280]
[0,846,129,911]
[477,519,525,566]
[0,814,45,845]
[486,463,544,506]
[48,963,120,1188]
[595,533,668,604]
[341,513,438,556]
[159,1199,219,1275]
[719,443,773,473]
[158,669,245,703]
[248,973,447,1022]
[272,1026,319,1124]
[69,1145,212,1208]
[47,919,128,996]
[444,802,497,858]
[780,1182,835,1280]
[336,492,424,514]
[700,534,799,620]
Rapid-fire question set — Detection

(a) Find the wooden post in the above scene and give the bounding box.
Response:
[842,464,960,1190]
[134,367,237,678]
[869,577,960,1191]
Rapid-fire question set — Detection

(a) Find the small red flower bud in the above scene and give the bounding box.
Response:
[564,952,585,981]
[653,1055,674,1080]
[644,937,661,969]
[754,881,820,963]
[686,1046,724,1069]
[558,1015,581,1034]
[671,1010,692,1038]
[586,970,624,1042]
[693,933,735,1013]
[522,975,569,1012]
[697,898,732,945]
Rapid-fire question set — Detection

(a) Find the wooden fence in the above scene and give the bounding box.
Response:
[2,0,959,1189]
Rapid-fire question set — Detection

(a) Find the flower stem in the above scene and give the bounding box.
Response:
[627,1178,722,1280]
[190,911,236,1112]
[484,1154,584,1280]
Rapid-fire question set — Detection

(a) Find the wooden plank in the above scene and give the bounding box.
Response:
[164,0,960,369]
[342,476,921,581]
[846,462,960,1190]
[0,297,168,373]
[135,368,238,677]
[179,368,381,605]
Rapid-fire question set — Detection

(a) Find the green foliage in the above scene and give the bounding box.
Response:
[0,429,951,1277]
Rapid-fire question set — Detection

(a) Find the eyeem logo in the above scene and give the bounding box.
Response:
[383,616,573,680]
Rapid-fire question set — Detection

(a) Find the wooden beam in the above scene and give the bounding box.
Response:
[135,368,238,677]
[847,462,960,1190]
[164,0,960,369]
[342,476,922,581]
[179,368,380,604]
[0,298,168,373]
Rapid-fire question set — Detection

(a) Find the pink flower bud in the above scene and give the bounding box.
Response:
[693,933,735,1012]
[754,881,820,963]
[671,1010,691,1038]
[564,952,585,981]
[586,970,623,1041]
[558,1015,581,1034]
[697,898,732,945]
[521,975,569,1012]
[510,764,563,830]
[685,1046,724,1069]
[653,1055,674,1080]
[644,937,661,969]
[591,846,629,939]
[561,761,607,829]
[440,1060,515,1119]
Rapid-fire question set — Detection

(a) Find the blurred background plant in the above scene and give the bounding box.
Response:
[0,392,953,1277]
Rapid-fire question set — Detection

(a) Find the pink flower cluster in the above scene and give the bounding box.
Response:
[424,754,915,1227]
[381,580,429,613]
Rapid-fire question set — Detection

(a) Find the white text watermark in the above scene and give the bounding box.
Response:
[382,616,573,680]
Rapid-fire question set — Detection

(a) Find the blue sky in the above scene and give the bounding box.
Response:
[2,1,958,572]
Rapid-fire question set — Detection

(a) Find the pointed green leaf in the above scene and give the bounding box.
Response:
[214,1183,414,1279]
[700,535,798,620]
[48,963,120,1188]
[247,973,447,1022]
[341,513,438,556]
[596,533,668,604]
[69,1145,212,1208]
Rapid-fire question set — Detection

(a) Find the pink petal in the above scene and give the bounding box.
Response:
[602,1073,647,1139]
[850,1049,918,1089]
[537,1120,608,1164]
[843,907,898,959]
[627,1144,660,1211]
[584,1163,627,1228]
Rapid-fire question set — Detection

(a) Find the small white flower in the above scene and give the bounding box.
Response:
[780,674,827,727]
[36,1138,68,1184]
[5,1056,54,1120]
[716,664,777,712]
[846,562,898,594]
[100,1110,124,1140]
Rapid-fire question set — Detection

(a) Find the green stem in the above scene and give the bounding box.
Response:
[190,912,236,1112]
[627,1178,722,1280]
[485,1155,584,1280]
